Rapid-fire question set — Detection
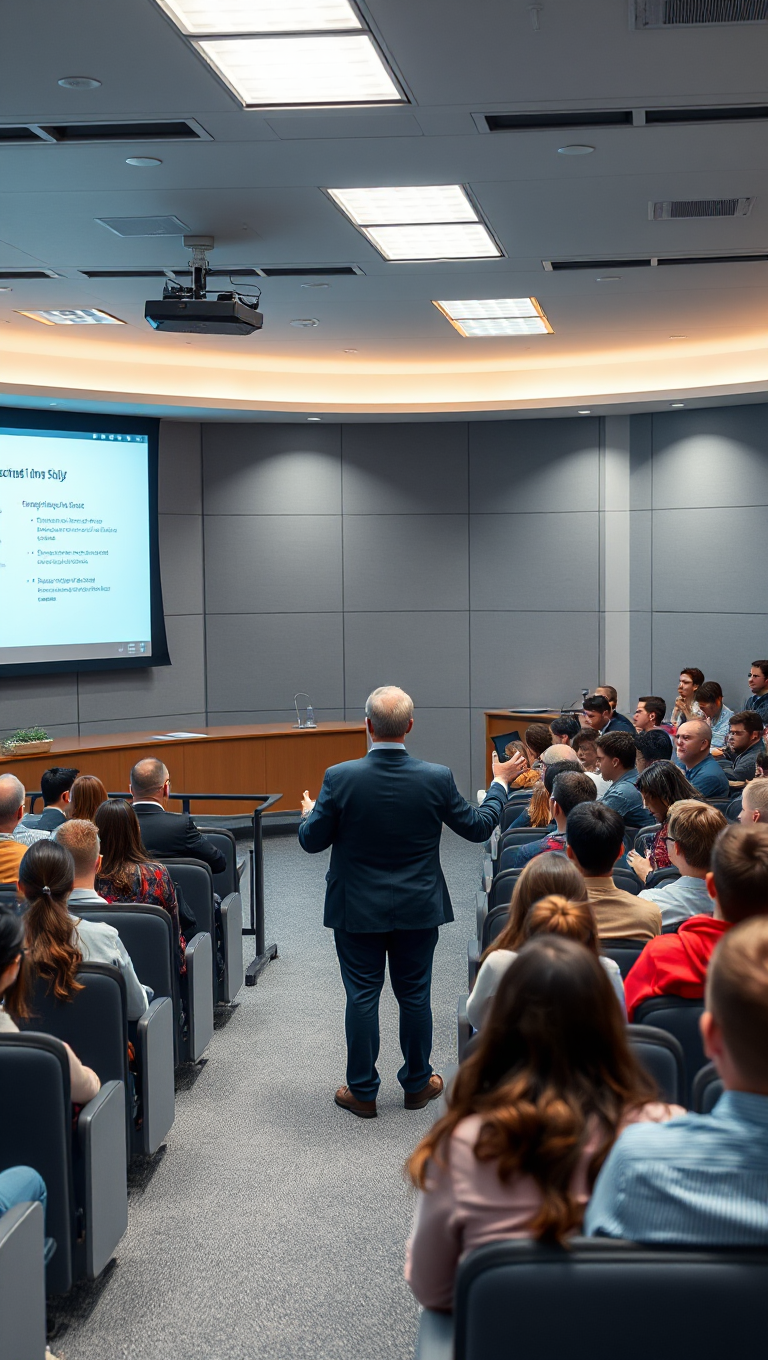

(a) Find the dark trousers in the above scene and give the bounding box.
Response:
[333,926,439,1102]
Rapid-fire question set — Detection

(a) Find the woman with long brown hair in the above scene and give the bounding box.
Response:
[467,854,624,1027]
[66,774,109,823]
[93,800,185,972]
[406,937,678,1311]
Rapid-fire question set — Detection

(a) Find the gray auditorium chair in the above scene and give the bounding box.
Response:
[193,830,245,1002]
[417,1238,768,1360]
[162,857,243,1005]
[0,1200,46,1360]
[633,823,662,855]
[0,1032,127,1294]
[612,866,641,896]
[692,1062,724,1115]
[632,996,706,1107]
[628,1024,685,1106]
[467,904,510,987]
[497,828,550,874]
[600,938,647,979]
[23,962,174,1159]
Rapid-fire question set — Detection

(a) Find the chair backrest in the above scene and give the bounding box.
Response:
[628,1024,686,1106]
[644,866,681,893]
[633,824,661,855]
[0,1032,75,1295]
[498,830,550,872]
[160,859,215,937]
[726,797,743,823]
[612,867,641,896]
[706,798,732,814]
[632,996,706,1106]
[692,1062,725,1115]
[600,939,646,980]
[452,1238,768,1360]
[21,964,128,1092]
[196,827,238,897]
[76,905,175,1003]
[500,796,533,832]
[481,905,512,953]
[487,870,521,913]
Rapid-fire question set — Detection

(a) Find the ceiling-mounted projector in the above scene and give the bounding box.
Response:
[144,234,263,336]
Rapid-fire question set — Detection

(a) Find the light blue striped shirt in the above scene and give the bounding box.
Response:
[585,1092,768,1245]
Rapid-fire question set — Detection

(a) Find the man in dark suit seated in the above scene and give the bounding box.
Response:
[129,757,226,876]
[298,685,525,1120]
[20,766,79,833]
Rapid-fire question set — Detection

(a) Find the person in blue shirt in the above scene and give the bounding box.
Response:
[594,685,636,733]
[582,693,634,737]
[507,770,596,870]
[725,710,765,784]
[744,659,768,725]
[595,731,654,829]
[585,911,768,1244]
[675,720,730,799]
[694,680,734,756]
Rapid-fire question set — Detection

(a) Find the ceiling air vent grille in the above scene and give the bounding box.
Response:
[0,269,60,279]
[0,119,211,145]
[651,196,755,217]
[543,252,768,269]
[633,0,768,25]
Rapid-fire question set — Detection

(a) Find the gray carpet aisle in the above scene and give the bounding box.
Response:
[54,828,482,1360]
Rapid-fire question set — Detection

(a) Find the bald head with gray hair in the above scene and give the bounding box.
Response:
[0,774,25,829]
[364,686,414,740]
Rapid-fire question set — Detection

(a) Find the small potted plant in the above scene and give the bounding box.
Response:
[1,727,53,757]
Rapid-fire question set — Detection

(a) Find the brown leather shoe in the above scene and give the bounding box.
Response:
[334,1085,377,1118]
[404,1074,444,1110]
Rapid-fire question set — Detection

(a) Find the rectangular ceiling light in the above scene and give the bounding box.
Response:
[198,33,401,105]
[157,0,362,33]
[327,185,476,225]
[434,297,552,337]
[17,308,125,325]
[363,223,501,261]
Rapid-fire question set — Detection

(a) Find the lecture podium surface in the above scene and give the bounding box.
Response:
[484,709,560,786]
[0,721,367,816]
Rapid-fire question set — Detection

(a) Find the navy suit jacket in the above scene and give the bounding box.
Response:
[298,748,508,933]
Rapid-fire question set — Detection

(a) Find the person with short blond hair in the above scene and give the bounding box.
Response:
[639,800,727,927]
[55,818,105,901]
[739,779,768,825]
[587,915,768,1244]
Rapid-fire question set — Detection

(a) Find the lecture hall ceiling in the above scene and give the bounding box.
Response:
[3,0,768,417]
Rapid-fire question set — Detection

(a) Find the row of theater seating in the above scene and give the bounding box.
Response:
[0,826,247,1339]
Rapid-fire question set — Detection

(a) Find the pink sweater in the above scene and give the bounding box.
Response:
[405,1102,680,1311]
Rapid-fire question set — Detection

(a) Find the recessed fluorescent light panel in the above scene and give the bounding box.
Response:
[17,308,124,325]
[154,1,403,107]
[433,297,552,337]
[327,185,503,261]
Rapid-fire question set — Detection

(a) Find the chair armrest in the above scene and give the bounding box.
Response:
[475,889,488,942]
[237,859,246,883]
[0,1200,47,1360]
[220,892,244,1003]
[77,1079,128,1279]
[467,938,480,990]
[457,994,472,1063]
[489,825,500,862]
[416,1308,453,1360]
[481,856,493,892]
[185,931,214,1063]
[136,997,175,1157]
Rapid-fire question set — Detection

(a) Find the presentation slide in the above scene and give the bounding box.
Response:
[0,426,153,667]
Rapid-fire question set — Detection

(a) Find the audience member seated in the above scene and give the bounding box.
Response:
[0,775,30,884]
[626,760,701,882]
[56,818,109,908]
[586,915,768,1244]
[739,778,768,826]
[595,732,652,829]
[633,695,671,735]
[624,822,768,1019]
[634,728,673,773]
[671,667,704,729]
[638,800,727,928]
[594,685,635,733]
[66,773,109,823]
[581,693,621,737]
[405,937,677,1310]
[549,716,580,746]
[468,860,624,1030]
[572,729,610,798]
[744,658,768,724]
[502,740,540,790]
[523,723,553,770]
[694,680,733,756]
[94,799,186,974]
[0,899,101,1103]
[509,758,582,828]
[20,766,79,833]
[729,750,768,820]
[566,803,661,940]
[675,720,731,798]
[508,771,596,869]
[129,758,226,875]
[20,839,150,1023]
[724,710,765,784]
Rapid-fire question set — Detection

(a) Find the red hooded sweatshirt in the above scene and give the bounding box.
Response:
[624,915,731,1020]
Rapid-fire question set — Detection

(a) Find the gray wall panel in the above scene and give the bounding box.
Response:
[407,708,471,794]
[629,612,653,704]
[159,514,204,617]
[158,421,201,515]
[470,611,600,710]
[343,515,469,612]
[205,612,344,712]
[207,708,345,726]
[344,611,470,709]
[202,423,341,514]
[469,418,600,513]
[652,408,768,509]
[470,513,599,612]
[651,612,765,713]
[653,508,766,614]
[0,674,79,736]
[204,514,343,614]
[341,423,468,513]
[629,510,652,612]
[77,714,207,739]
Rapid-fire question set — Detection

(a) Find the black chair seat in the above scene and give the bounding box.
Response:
[633,996,706,1107]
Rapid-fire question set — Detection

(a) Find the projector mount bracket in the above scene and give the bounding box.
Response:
[183,234,214,300]
[161,235,262,313]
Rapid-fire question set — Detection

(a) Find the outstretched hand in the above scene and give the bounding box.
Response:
[301,789,316,816]
[491,749,527,788]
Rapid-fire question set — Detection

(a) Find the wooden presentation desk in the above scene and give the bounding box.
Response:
[484,709,560,786]
[0,722,367,817]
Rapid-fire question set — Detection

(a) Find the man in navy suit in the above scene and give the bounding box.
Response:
[298,686,525,1119]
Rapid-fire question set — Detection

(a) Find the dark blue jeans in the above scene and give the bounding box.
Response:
[333,926,440,1102]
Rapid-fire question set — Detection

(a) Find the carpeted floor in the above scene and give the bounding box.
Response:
[53,827,482,1360]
